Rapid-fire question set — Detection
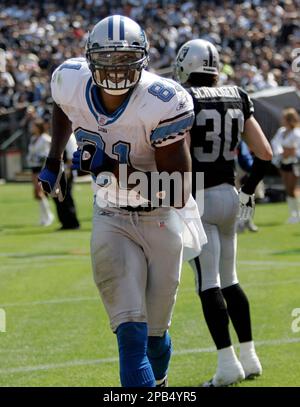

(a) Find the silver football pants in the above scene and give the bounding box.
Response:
[91,205,183,335]
[190,183,239,292]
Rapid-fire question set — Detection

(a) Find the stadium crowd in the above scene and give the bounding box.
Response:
[0,0,300,117]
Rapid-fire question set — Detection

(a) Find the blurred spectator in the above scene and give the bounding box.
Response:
[26,117,54,226]
[0,48,6,73]
[39,112,80,230]
[271,108,300,223]
[53,133,80,230]
[0,0,299,120]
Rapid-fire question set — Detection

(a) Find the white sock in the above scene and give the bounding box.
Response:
[39,197,52,220]
[287,197,298,217]
[239,341,262,376]
[239,341,255,358]
[217,345,239,366]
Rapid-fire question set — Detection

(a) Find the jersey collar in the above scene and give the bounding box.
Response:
[85,77,132,125]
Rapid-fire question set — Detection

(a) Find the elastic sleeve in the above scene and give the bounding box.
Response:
[241,157,270,195]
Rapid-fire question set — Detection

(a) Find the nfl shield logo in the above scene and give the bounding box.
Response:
[98,116,107,126]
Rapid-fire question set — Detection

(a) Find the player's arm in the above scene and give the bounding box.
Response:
[239,86,273,192]
[150,85,194,208]
[155,135,192,208]
[49,103,73,159]
[242,116,273,162]
[185,131,191,149]
[241,116,273,195]
[72,135,192,208]
[38,103,72,201]
[238,116,273,219]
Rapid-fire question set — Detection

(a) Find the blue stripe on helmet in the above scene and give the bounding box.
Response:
[120,16,125,40]
[108,16,114,40]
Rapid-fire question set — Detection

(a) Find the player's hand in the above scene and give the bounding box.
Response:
[38,157,67,202]
[71,142,105,177]
[237,190,255,221]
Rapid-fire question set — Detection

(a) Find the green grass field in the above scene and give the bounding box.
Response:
[0,182,300,387]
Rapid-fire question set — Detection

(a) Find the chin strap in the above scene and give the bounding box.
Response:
[103,88,130,96]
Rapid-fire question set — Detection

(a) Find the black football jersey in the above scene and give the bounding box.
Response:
[189,85,254,189]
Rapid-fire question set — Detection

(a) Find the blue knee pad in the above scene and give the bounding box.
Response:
[116,322,155,387]
[147,332,172,381]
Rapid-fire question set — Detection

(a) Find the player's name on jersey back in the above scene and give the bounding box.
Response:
[191,86,241,100]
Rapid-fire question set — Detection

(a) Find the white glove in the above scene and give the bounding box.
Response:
[238,190,255,221]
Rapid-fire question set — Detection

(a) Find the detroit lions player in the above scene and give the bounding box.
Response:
[174,39,273,386]
[38,16,206,387]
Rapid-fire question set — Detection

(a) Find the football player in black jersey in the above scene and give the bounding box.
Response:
[174,39,273,387]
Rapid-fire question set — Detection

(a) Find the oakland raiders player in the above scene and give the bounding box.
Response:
[38,16,206,387]
[174,39,273,386]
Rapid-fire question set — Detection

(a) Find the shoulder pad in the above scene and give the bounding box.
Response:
[140,73,194,146]
[51,58,89,107]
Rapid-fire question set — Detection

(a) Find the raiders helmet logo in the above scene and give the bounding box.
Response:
[178,46,189,62]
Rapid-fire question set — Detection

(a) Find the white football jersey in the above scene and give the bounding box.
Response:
[271,126,300,165]
[51,58,206,259]
[51,58,194,172]
[51,57,194,206]
[27,133,51,168]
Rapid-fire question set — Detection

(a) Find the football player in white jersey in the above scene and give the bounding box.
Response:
[38,15,206,387]
[271,108,300,223]
[174,39,273,387]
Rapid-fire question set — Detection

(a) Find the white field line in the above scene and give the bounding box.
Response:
[1,337,300,375]
[237,278,300,288]
[1,277,300,309]
[2,259,300,276]
[239,260,300,267]
[0,256,89,263]
[1,252,300,268]
[0,252,89,258]
[0,296,98,308]
[180,278,300,292]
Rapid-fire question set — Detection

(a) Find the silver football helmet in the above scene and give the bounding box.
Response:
[174,39,219,85]
[86,15,149,95]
